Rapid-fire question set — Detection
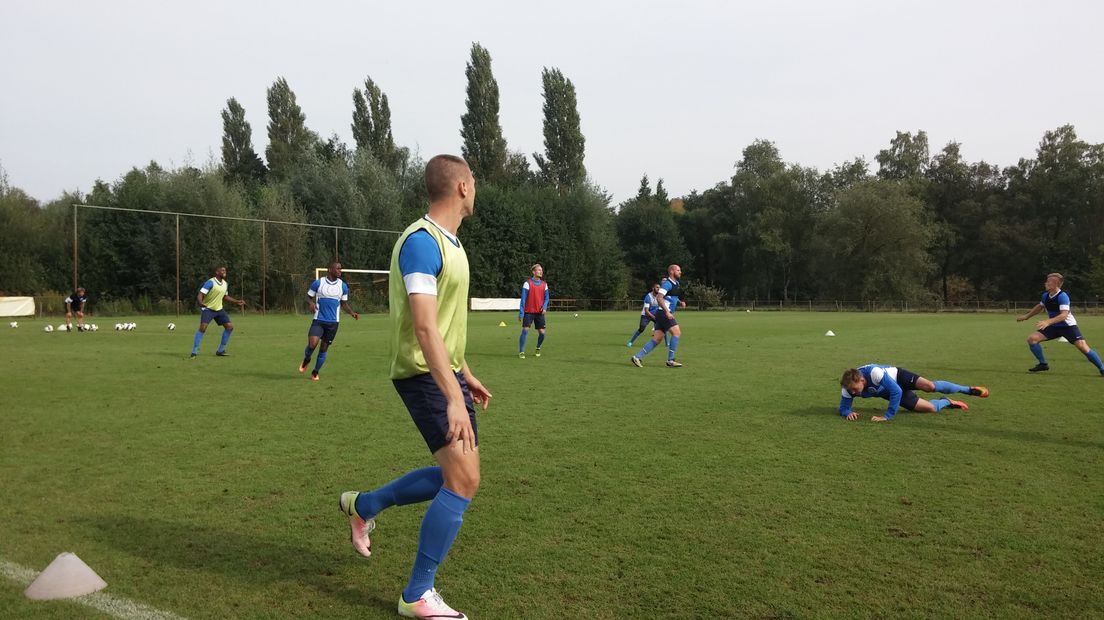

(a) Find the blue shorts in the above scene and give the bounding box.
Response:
[393,372,478,454]
[654,312,679,333]
[200,308,231,326]
[308,319,339,344]
[637,315,653,331]
[522,312,546,329]
[1039,323,1084,342]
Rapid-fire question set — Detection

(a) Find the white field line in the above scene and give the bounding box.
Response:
[1,558,187,620]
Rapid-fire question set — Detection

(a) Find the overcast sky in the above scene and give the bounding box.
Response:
[2,0,1102,205]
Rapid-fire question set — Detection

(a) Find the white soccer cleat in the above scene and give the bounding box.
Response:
[398,589,467,620]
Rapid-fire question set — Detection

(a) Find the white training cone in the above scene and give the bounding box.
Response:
[24,552,107,600]
[1057,336,1069,343]
[498,321,506,327]
[825,330,836,337]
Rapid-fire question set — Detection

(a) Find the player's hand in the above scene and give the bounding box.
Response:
[517,315,522,322]
[309,303,317,314]
[445,400,476,453]
[352,312,359,320]
[871,415,888,422]
[466,376,492,411]
[845,411,858,421]
[1016,315,1027,322]
[237,299,246,307]
[1034,320,1049,330]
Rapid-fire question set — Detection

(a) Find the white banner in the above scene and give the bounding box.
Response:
[470,298,520,311]
[0,297,35,317]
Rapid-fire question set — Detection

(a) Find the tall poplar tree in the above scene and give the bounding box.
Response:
[460,43,508,184]
[351,76,396,167]
[265,77,311,180]
[220,97,266,184]
[534,67,586,189]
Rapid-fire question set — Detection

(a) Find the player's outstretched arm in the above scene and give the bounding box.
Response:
[340,300,359,320]
[1017,304,1044,322]
[225,295,246,307]
[875,381,903,422]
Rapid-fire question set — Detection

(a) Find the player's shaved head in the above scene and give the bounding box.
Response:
[425,154,472,202]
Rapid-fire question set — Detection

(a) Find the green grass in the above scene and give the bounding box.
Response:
[2,312,1102,619]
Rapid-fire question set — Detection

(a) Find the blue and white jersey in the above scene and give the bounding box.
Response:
[1041,290,1077,326]
[308,277,349,322]
[641,292,659,316]
[398,216,459,296]
[659,277,684,313]
[839,364,904,418]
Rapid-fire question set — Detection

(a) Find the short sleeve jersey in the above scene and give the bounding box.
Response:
[199,278,228,311]
[64,291,87,311]
[308,277,349,323]
[1042,290,1077,326]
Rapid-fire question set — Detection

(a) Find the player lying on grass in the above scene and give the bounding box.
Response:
[839,364,988,422]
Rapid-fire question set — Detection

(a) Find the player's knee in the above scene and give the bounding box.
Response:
[446,472,480,498]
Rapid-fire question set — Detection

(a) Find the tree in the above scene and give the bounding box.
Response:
[876,130,929,182]
[533,67,586,189]
[220,97,266,185]
[265,77,312,180]
[351,76,398,169]
[460,43,508,184]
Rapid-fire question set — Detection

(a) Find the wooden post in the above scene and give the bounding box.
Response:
[261,222,267,315]
[72,205,79,290]
[175,215,181,315]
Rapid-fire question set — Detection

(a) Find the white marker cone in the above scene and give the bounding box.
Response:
[1057,336,1069,343]
[24,552,107,600]
[498,321,507,327]
[825,330,836,337]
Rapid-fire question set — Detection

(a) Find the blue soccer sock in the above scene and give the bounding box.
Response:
[931,399,952,411]
[519,330,528,353]
[932,380,969,394]
[1029,343,1047,364]
[667,335,679,361]
[1086,349,1104,373]
[216,329,232,353]
[402,487,470,603]
[536,332,545,349]
[355,467,444,520]
[303,346,313,362]
[637,339,658,359]
[313,351,327,372]
[191,331,204,354]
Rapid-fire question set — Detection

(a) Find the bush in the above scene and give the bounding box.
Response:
[685,281,727,309]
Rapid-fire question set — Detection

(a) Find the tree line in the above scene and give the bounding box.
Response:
[2,42,1103,311]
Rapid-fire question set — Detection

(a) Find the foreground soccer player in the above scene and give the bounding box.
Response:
[518,263,549,358]
[1016,272,1104,376]
[190,266,246,358]
[299,261,358,381]
[631,264,685,367]
[338,155,491,620]
[839,364,989,422]
[627,283,660,347]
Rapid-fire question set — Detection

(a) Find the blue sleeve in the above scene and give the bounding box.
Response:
[398,230,442,278]
[342,281,349,296]
[1057,292,1070,306]
[661,280,673,293]
[883,379,903,419]
[200,278,215,292]
[1040,292,1047,304]
[519,286,528,317]
[839,394,853,416]
[309,279,320,293]
[542,286,549,312]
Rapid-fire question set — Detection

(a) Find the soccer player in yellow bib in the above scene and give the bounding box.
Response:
[190,265,246,358]
[338,155,491,620]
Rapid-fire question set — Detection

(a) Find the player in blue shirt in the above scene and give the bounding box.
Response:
[299,261,359,381]
[627,283,661,347]
[839,364,989,422]
[631,264,685,368]
[1017,272,1104,376]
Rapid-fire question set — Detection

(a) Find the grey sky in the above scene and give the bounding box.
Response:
[2,0,1102,205]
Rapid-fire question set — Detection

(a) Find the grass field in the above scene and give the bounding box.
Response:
[2,311,1102,619]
